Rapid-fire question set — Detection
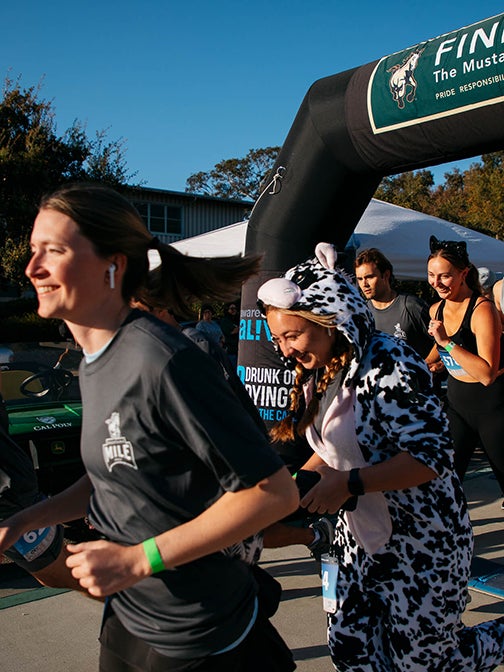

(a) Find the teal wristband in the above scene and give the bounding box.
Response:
[142,537,165,574]
[444,340,456,353]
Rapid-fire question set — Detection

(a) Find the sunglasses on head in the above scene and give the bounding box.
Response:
[429,235,468,261]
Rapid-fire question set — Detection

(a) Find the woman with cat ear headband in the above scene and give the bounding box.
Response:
[1,182,299,672]
[258,241,504,672]
[427,235,504,504]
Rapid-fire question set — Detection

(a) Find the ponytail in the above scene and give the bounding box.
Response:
[142,243,262,318]
[40,182,262,316]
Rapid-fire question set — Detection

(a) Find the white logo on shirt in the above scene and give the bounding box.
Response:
[393,322,407,341]
[102,412,138,472]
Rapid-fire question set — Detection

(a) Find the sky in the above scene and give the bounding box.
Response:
[1,1,503,194]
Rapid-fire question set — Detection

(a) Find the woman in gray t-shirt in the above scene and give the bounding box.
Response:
[0,183,299,672]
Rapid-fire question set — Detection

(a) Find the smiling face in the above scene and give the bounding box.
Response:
[25,208,113,324]
[266,310,335,370]
[427,255,468,300]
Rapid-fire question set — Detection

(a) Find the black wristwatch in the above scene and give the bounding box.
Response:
[347,468,365,497]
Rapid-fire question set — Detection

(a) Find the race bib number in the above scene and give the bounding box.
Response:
[321,553,338,613]
[13,526,56,562]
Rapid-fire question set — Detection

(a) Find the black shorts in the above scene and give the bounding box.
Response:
[99,602,296,672]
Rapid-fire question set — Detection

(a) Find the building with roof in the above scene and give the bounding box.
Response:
[123,186,253,244]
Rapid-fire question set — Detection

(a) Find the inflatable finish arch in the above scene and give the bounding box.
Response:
[238,12,504,436]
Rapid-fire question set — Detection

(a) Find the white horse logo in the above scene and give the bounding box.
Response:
[387,48,424,109]
[103,411,137,472]
[105,412,121,439]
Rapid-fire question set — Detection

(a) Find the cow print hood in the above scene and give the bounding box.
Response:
[257,243,375,384]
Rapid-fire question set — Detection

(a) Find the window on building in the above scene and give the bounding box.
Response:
[134,202,149,224]
[133,202,182,236]
[165,206,182,234]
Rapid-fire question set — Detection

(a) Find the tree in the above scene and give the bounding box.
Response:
[186,144,504,238]
[0,76,135,240]
[1,234,31,290]
[374,169,434,213]
[374,157,504,240]
[429,167,469,228]
[185,146,280,201]
[459,152,504,239]
[0,76,136,289]
[85,128,132,186]
[425,154,504,239]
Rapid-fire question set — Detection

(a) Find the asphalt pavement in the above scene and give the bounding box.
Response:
[1,453,503,672]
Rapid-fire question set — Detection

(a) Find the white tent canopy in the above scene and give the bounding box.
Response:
[168,199,504,280]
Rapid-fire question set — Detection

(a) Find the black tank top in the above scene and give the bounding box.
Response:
[435,294,503,369]
[435,294,481,355]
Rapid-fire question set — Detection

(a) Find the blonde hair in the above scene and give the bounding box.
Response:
[263,306,353,442]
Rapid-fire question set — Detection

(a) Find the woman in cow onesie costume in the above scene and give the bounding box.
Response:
[257,243,504,672]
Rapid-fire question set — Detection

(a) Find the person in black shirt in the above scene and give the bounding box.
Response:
[428,236,504,505]
[0,183,299,672]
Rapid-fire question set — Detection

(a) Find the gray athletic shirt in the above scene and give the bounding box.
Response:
[79,311,284,657]
[368,293,433,358]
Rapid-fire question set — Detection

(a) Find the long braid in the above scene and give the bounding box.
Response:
[297,347,352,436]
[269,339,353,442]
[269,364,309,443]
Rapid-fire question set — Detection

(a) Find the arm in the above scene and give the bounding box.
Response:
[300,453,435,514]
[302,340,447,515]
[426,302,445,374]
[300,452,326,471]
[493,280,504,330]
[158,465,298,562]
[357,452,436,491]
[0,475,92,553]
[429,299,501,385]
[425,344,444,373]
[66,465,299,597]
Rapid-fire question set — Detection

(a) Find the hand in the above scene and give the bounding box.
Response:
[66,539,151,597]
[0,515,31,555]
[299,465,350,514]
[428,359,445,374]
[428,318,448,346]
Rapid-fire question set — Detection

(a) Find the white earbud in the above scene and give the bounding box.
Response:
[109,263,116,290]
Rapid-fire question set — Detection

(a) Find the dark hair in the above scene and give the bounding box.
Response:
[354,248,395,285]
[429,236,469,264]
[40,183,262,316]
[428,235,482,294]
[199,303,214,319]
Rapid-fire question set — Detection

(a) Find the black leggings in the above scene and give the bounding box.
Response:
[447,376,504,491]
